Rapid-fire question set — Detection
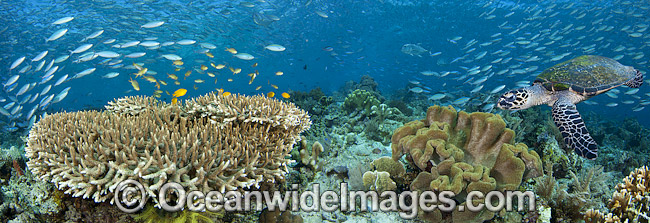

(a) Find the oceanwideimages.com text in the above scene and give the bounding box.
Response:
[116,181,536,218]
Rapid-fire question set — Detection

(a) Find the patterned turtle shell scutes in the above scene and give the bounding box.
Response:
[534,55,637,96]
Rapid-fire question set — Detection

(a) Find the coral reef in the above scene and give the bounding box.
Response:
[133,204,222,223]
[0,145,26,175]
[259,209,303,223]
[339,75,382,100]
[293,136,323,170]
[584,166,650,223]
[25,93,311,206]
[586,114,650,174]
[535,162,612,222]
[0,173,63,222]
[362,171,396,193]
[391,105,543,222]
[342,89,380,116]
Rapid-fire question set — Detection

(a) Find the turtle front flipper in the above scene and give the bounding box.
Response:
[552,99,598,159]
[624,69,644,88]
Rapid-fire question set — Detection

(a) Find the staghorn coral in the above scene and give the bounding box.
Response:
[25,93,311,207]
[392,105,542,222]
[584,166,650,223]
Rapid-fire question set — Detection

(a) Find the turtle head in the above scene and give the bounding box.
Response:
[497,88,534,110]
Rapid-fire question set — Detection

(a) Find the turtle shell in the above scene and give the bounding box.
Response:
[534,55,637,96]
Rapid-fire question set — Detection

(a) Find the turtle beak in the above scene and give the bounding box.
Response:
[496,91,518,110]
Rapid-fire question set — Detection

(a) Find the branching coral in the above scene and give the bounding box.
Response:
[25,93,311,206]
[584,166,650,223]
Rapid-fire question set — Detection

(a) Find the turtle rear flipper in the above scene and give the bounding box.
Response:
[552,99,598,160]
[624,69,644,88]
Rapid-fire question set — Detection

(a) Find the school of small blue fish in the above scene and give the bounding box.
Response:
[1,0,649,133]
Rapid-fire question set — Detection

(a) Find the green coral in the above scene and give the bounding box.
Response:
[0,172,62,222]
[392,105,543,222]
[342,89,380,115]
[133,204,222,223]
[370,157,405,177]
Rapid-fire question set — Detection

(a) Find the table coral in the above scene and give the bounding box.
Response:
[25,93,311,207]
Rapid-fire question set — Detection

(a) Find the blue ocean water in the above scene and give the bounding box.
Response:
[1,0,649,132]
[1,0,650,222]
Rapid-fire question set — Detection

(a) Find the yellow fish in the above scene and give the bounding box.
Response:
[267,92,275,97]
[225,48,237,54]
[252,62,258,67]
[174,81,180,85]
[281,92,290,98]
[172,88,187,97]
[194,79,205,83]
[200,65,208,71]
[255,85,262,90]
[222,91,231,96]
[217,88,224,94]
[173,60,184,65]
[205,52,214,58]
[135,68,148,77]
[175,68,181,71]
[271,84,278,89]
[133,62,143,70]
[165,91,170,95]
[248,73,256,84]
[171,97,178,105]
[155,82,160,89]
[159,80,167,85]
[207,72,215,77]
[232,68,241,74]
[128,78,140,91]
[275,71,283,76]
[154,90,163,94]
[167,73,178,80]
[228,78,233,82]
[215,64,226,69]
[184,70,192,77]
[143,76,157,83]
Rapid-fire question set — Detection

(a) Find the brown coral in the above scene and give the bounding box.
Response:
[392,105,542,192]
[392,105,542,222]
[604,165,649,222]
[25,93,311,206]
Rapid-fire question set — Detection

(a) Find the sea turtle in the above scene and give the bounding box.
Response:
[496,55,644,160]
